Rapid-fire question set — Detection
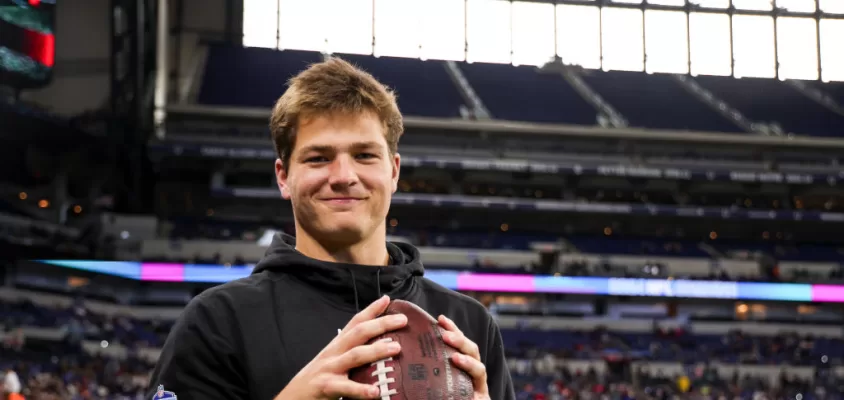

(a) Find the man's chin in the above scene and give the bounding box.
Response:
[315,224,367,243]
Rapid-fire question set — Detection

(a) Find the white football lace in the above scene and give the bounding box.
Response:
[371,338,398,399]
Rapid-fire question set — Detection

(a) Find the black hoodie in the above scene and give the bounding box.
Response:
[147,234,516,400]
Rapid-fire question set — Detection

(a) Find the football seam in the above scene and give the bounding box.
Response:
[370,337,398,399]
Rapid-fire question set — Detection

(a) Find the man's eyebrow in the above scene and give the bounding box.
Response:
[298,141,385,155]
[298,144,334,155]
[349,141,385,150]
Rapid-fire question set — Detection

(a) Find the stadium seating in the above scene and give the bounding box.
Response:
[0,298,172,349]
[1,340,153,399]
[500,328,844,366]
[716,241,844,263]
[195,44,844,140]
[821,82,844,106]
[565,236,709,258]
[458,62,597,125]
[199,45,468,118]
[396,228,552,251]
[4,287,844,399]
[578,70,745,133]
[136,217,844,285]
[336,53,467,118]
[198,45,324,108]
[507,363,836,400]
[694,76,844,137]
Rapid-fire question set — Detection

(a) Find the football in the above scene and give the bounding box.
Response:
[349,299,474,400]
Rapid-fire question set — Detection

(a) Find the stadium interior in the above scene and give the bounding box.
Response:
[2,0,844,398]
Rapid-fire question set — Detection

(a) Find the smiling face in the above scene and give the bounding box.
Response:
[276,110,400,248]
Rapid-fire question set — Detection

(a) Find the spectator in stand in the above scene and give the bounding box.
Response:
[2,328,24,352]
[2,368,22,399]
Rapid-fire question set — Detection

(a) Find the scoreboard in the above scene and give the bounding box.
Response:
[0,0,55,89]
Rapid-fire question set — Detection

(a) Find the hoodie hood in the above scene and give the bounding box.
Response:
[252,233,425,311]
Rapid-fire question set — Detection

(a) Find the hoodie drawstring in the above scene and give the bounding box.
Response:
[349,268,383,313]
[350,269,360,312]
[376,268,382,299]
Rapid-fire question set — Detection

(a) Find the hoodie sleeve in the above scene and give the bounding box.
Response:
[146,293,249,400]
[484,317,516,400]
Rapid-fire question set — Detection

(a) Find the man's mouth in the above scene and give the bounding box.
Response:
[322,197,363,204]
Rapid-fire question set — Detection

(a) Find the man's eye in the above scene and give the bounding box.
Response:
[356,153,377,159]
[305,156,328,163]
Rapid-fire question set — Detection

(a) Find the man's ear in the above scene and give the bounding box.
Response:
[391,153,401,194]
[275,159,291,200]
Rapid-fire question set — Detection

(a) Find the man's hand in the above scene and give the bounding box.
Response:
[438,315,491,400]
[275,295,407,400]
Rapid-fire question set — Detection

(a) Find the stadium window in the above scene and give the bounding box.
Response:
[555,4,601,69]
[648,0,685,5]
[511,1,555,66]
[242,0,279,49]
[820,0,844,14]
[820,20,844,82]
[419,0,465,61]
[324,0,373,55]
[374,0,421,58]
[690,0,729,8]
[775,0,816,13]
[777,17,819,80]
[601,7,644,72]
[732,15,776,78]
[689,13,731,76]
[644,10,689,74]
[733,0,773,11]
[279,0,326,51]
[466,0,512,64]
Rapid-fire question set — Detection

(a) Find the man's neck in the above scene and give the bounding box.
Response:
[294,229,390,266]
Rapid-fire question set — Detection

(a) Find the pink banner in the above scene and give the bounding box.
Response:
[141,263,185,282]
[457,273,534,292]
[811,285,844,303]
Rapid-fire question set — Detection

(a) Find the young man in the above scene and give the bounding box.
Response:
[147,58,515,400]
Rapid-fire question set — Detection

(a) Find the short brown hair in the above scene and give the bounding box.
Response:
[270,57,404,171]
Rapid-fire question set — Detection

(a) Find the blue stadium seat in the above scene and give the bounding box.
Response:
[397,229,553,250]
[824,82,844,106]
[579,71,746,133]
[457,62,598,125]
[567,236,709,258]
[791,244,844,262]
[500,328,844,364]
[198,45,324,108]
[716,241,844,262]
[334,54,467,118]
[695,76,844,137]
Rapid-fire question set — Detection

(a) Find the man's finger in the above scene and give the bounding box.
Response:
[438,315,463,335]
[342,295,390,332]
[319,378,383,399]
[451,353,489,395]
[325,296,391,356]
[335,339,402,372]
[338,313,407,352]
[332,314,407,354]
[442,330,481,361]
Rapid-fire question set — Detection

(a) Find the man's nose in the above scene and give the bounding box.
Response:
[327,155,358,186]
